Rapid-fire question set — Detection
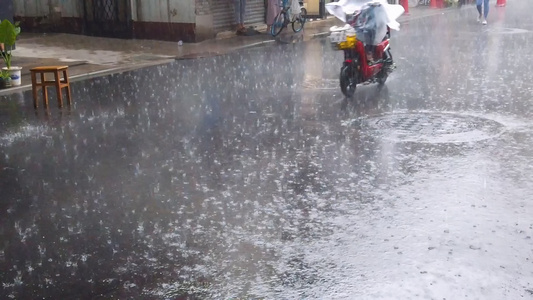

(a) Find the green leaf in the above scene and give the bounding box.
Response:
[0,19,21,47]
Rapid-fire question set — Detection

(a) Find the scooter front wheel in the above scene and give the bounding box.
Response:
[376,49,393,85]
[340,65,357,98]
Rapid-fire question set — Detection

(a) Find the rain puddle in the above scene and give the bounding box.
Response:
[351,112,506,144]
[300,77,339,90]
[0,124,52,146]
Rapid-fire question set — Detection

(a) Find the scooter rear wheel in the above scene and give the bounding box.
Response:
[340,64,357,98]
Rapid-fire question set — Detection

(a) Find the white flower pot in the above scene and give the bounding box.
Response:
[2,66,22,86]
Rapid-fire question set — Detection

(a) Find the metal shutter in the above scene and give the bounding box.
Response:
[212,1,233,31]
[212,0,265,32]
[245,0,265,25]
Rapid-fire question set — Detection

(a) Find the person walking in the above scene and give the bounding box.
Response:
[476,0,489,25]
[235,0,247,35]
[266,0,280,34]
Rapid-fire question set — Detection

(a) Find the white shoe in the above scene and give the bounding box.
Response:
[477,15,482,22]
[482,19,487,25]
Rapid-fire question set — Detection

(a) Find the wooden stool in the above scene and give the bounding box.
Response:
[30,66,72,108]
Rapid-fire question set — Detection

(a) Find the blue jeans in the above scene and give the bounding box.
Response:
[235,0,246,25]
[476,0,489,19]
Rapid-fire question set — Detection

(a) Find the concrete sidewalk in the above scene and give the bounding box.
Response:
[0,6,458,97]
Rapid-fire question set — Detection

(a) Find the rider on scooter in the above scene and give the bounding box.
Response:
[332,0,402,63]
[351,2,389,64]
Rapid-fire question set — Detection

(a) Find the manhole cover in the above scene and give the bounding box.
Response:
[301,77,338,90]
[358,112,505,143]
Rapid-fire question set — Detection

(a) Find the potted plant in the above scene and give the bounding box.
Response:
[0,69,11,89]
[0,19,22,86]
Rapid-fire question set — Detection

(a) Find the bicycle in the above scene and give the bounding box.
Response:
[270,0,306,37]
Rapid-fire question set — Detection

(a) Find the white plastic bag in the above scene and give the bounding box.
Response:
[291,0,301,17]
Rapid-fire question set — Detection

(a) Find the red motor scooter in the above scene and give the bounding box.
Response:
[329,2,395,98]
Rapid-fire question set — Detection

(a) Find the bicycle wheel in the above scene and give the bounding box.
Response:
[271,12,286,36]
[292,10,306,33]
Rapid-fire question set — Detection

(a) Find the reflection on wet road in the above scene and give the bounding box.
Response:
[1,2,533,299]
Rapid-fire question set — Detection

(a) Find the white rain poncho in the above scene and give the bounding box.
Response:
[326,0,404,45]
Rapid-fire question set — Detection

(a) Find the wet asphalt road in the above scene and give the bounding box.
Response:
[1,2,533,299]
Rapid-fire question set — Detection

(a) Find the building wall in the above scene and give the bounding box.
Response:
[0,0,15,22]
[195,0,213,41]
[13,0,83,34]
[11,0,265,43]
[132,0,195,23]
[196,0,211,15]
[14,0,81,17]
[132,0,196,42]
